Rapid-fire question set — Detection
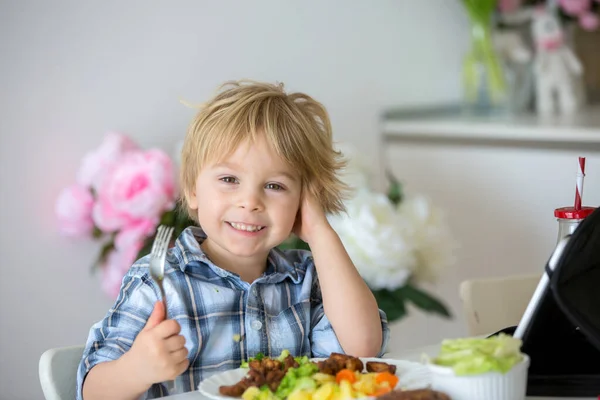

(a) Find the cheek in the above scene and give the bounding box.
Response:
[195,187,226,219]
[272,196,300,228]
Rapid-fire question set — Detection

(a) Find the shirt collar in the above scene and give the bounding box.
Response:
[172,226,303,284]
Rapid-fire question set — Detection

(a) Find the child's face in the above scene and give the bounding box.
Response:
[188,135,302,262]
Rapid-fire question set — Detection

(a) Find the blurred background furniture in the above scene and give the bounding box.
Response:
[459,274,540,336]
[39,345,84,400]
[380,105,600,350]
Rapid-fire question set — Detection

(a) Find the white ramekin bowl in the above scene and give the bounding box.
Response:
[427,355,530,400]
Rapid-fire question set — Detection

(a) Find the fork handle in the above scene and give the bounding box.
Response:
[156,280,178,394]
[158,282,168,320]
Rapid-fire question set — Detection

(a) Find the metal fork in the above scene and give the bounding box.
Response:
[149,225,174,319]
[149,224,180,395]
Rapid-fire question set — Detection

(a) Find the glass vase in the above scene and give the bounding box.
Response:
[462,19,509,114]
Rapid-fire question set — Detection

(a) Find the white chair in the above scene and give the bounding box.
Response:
[39,345,85,400]
[459,274,541,336]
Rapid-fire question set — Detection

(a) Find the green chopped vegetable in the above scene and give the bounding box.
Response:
[433,333,524,375]
[257,386,276,400]
[277,349,290,362]
[275,363,319,399]
[294,355,310,365]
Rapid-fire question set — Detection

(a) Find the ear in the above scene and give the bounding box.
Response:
[184,186,199,210]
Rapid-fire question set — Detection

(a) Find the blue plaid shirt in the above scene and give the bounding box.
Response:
[76,227,389,399]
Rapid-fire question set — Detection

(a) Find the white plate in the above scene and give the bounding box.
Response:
[197,357,431,400]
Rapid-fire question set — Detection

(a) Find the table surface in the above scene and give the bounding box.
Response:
[163,343,596,400]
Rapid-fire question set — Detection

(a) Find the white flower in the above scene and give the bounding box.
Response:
[328,190,418,290]
[397,194,458,283]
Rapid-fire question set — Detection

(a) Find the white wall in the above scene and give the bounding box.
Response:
[0,1,469,399]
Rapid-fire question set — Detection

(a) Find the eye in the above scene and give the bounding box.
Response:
[219,176,238,184]
[265,183,284,191]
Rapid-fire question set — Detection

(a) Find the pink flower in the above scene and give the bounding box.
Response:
[559,0,591,15]
[114,219,156,250]
[55,185,95,237]
[93,149,177,232]
[77,132,138,191]
[101,241,143,299]
[579,11,599,30]
[498,0,523,13]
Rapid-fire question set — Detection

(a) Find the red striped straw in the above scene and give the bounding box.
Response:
[574,157,586,210]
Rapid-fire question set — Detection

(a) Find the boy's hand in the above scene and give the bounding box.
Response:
[293,192,332,245]
[124,301,189,388]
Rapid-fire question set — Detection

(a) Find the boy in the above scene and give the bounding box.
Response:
[77,80,389,400]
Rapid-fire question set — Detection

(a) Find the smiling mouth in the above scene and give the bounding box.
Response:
[227,222,266,232]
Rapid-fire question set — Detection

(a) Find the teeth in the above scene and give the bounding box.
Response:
[229,222,264,232]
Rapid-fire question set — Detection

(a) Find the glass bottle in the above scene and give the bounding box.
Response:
[554,206,596,244]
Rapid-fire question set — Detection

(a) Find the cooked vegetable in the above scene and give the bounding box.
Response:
[225,351,400,399]
[432,333,524,375]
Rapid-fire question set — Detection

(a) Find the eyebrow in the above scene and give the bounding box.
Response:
[213,162,298,182]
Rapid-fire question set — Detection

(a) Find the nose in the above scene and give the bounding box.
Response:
[237,187,264,212]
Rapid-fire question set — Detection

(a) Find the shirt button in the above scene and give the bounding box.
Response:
[251,320,262,331]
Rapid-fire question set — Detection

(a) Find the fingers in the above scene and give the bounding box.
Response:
[165,334,187,352]
[154,319,182,339]
[143,301,166,331]
[165,358,190,380]
[170,347,189,363]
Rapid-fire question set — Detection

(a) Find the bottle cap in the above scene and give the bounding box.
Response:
[554,206,595,220]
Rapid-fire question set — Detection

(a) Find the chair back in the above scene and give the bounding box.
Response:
[460,274,540,336]
[39,345,85,400]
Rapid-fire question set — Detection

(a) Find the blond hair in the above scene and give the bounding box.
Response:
[179,80,349,222]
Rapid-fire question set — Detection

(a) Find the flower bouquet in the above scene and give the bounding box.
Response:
[55,133,196,297]
[280,147,456,322]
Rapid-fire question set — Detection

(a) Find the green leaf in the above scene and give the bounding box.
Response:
[401,283,452,318]
[135,208,198,261]
[173,207,198,238]
[373,289,407,322]
[92,240,115,273]
[277,235,310,251]
[386,170,403,206]
[92,226,103,239]
[159,209,176,226]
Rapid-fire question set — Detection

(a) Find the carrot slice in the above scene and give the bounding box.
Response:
[335,369,357,384]
[375,372,399,389]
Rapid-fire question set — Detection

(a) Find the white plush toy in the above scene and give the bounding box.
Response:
[531,7,583,115]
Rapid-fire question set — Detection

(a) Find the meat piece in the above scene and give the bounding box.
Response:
[318,358,345,375]
[317,360,332,375]
[376,389,451,400]
[329,353,350,363]
[265,369,286,391]
[366,361,397,374]
[248,360,266,375]
[326,352,364,372]
[268,380,280,393]
[344,357,364,372]
[247,369,266,386]
[262,358,281,372]
[218,380,251,397]
[283,354,299,371]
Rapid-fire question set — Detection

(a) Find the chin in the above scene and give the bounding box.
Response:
[225,244,268,258]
